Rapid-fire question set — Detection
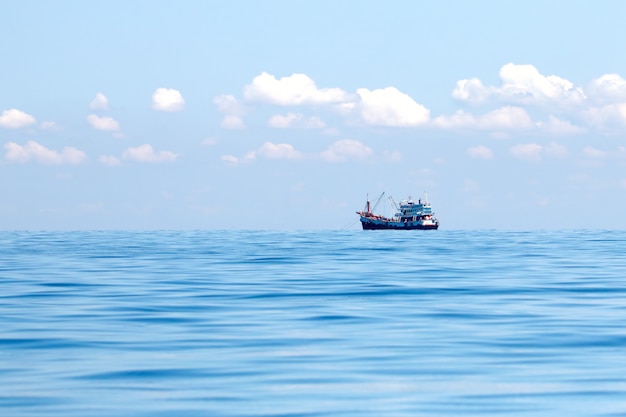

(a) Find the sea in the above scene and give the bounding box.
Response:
[2,229,626,417]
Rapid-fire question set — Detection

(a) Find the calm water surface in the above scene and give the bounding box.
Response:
[1,230,626,416]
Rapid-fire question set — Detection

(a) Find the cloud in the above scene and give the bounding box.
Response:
[87,114,120,131]
[40,121,61,131]
[215,94,246,129]
[582,103,626,128]
[122,144,179,163]
[536,115,586,135]
[478,106,534,129]
[201,137,218,146]
[356,87,430,126]
[99,155,121,166]
[215,94,245,114]
[510,143,545,163]
[220,115,245,129]
[510,142,568,162]
[433,106,534,130]
[453,63,585,108]
[467,145,494,159]
[90,92,109,110]
[4,141,86,164]
[221,151,256,166]
[152,88,185,112]
[222,142,302,165]
[582,146,608,158]
[243,72,351,105]
[268,112,326,128]
[587,73,626,104]
[320,139,373,162]
[257,142,303,160]
[0,109,37,129]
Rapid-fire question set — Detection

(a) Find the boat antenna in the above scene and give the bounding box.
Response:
[371,192,385,212]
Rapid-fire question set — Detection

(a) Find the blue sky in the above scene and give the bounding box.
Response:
[2,1,626,230]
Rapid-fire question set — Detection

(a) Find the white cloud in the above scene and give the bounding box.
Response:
[478,106,534,129]
[467,145,494,160]
[452,78,492,104]
[87,114,120,131]
[243,72,351,105]
[152,88,185,112]
[356,87,429,127]
[320,139,373,162]
[99,155,121,166]
[453,63,585,108]
[582,103,626,128]
[4,141,86,164]
[214,94,246,129]
[510,142,568,163]
[544,142,568,158]
[583,146,608,158]
[257,142,302,160]
[0,109,37,129]
[587,73,626,104]
[122,144,179,163]
[40,121,61,131]
[536,115,586,135]
[201,137,218,146]
[215,94,245,114]
[221,152,256,166]
[510,143,544,163]
[268,112,326,129]
[90,92,109,110]
[220,115,245,129]
[433,106,533,130]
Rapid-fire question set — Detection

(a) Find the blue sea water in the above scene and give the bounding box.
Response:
[1,230,626,416]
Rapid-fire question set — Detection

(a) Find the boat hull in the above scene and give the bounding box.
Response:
[360,217,439,230]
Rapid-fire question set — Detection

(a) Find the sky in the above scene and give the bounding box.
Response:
[2,0,626,230]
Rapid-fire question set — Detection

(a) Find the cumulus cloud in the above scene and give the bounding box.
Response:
[99,155,121,166]
[87,114,120,131]
[582,103,626,129]
[0,109,37,129]
[510,142,568,162]
[221,151,256,166]
[583,146,608,158]
[201,137,218,146]
[152,88,185,112]
[215,94,245,114]
[244,72,351,105]
[257,142,303,159]
[222,142,302,165]
[90,92,109,110]
[356,87,430,127]
[510,143,543,162]
[122,144,179,163]
[536,115,586,135]
[40,121,61,131]
[587,73,626,104]
[215,94,246,129]
[320,139,373,162]
[467,145,494,159]
[433,106,534,130]
[268,112,326,129]
[4,141,86,164]
[453,63,585,108]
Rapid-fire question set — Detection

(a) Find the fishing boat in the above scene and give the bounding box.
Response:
[356,192,439,230]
